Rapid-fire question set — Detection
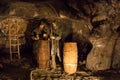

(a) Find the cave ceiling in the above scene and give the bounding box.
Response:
[0,0,120,29]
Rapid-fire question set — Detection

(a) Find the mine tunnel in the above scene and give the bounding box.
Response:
[0,0,120,80]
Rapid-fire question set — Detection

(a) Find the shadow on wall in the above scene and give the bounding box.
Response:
[64,32,92,62]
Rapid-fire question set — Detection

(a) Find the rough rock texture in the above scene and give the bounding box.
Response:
[0,0,120,70]
[112,33,120,69]
[64,0,120,69]
[86,35,117,71]
[8,2,39,19]
[0,16,28,35]
[0,16,28,48]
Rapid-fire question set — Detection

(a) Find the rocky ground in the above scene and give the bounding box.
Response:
[0,48,120,80]
[0,47,34,80]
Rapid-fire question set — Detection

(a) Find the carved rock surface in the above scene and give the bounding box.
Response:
[86,34,117,71]
[112,34,120,69]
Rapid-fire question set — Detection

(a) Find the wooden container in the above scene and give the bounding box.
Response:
[37,40,50,69]
[63,42,78,74]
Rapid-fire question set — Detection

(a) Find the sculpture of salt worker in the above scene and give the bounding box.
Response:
[31,19,50,69]
[50,21,61,70]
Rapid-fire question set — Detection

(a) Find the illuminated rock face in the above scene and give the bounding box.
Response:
[0,16,28,48]
[86,23,119,70]
[0,0,120,69]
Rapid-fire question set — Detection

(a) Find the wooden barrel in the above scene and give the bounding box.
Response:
[37,40,50,69]
[63,42,78,74]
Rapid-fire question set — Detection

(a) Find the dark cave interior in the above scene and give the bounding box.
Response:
[0,0,120,80]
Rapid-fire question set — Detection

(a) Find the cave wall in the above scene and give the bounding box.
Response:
[0,0,120,69]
